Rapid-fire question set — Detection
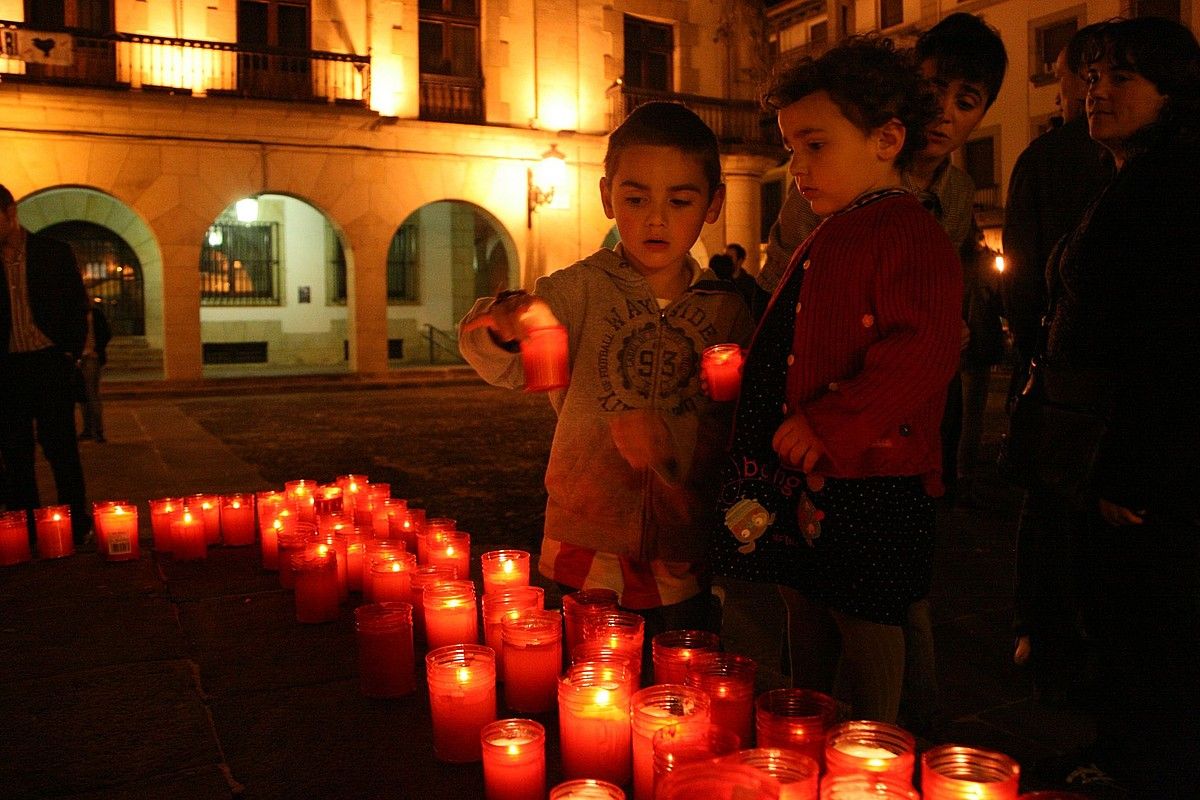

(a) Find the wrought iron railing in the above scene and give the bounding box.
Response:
[422,324,464,364]
[419,73,484,124]
[0,21,369,105]
[610,85,780,148]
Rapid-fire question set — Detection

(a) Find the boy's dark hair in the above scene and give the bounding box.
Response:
[708,253,735,280]
[762,37,938,171]
[726,242,746,262]
[915,12,1007,109]
[0,185,14,210]
[604,101,723,197]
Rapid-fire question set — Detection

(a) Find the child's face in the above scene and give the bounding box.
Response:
[920,59,991,162]
[600,145,724,278]
[778,91,903,216]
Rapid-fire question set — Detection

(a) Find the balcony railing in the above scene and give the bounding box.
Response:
[610,86,781,149]
[419,73,484,124]
[0,21,369,105]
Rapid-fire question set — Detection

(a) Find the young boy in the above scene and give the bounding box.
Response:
[459,102,754,639]
[710,38,961,722]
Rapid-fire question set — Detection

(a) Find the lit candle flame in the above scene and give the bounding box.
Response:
[183,512,193,524]
[993,254,1006,273]
[501,559,514,574]
[273,519,283,531]
[457,667,471,684]
[391,562,401,572]
[317,544,328,556]
[507,744,520,756]
[445,546,456,556]
[594,688,611,706]
[231,500,241,509]
[446,599,461,608]
[51,513,62,522]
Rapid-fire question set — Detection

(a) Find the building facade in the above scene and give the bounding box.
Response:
[0,0,780,379]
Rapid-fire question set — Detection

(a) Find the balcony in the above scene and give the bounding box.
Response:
[609,85,782,152]
[418,73,484,124]
[0,21,369,105]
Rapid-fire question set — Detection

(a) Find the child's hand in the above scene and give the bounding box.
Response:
[462,292,560,342]
[772,412,826,475]
[610,410,678,481]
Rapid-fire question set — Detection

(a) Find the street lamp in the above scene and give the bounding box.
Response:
[528,143,566,228]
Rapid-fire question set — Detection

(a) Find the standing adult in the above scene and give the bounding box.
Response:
[78,296,111,443]
[1040,18,1200,796]
[1001,28,1112,709]
[722,243,758,310]
[0,185,91,545]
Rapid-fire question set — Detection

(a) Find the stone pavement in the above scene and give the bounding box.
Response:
[0,369,1094,799]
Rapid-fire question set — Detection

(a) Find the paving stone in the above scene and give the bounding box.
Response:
[59,765,235,800]
[0,552,163,612]
[158,546,282,602]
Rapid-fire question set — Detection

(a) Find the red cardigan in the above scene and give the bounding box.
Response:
[763,193,961,493]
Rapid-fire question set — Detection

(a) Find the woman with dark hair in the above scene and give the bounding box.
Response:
[1043,17,1200,797]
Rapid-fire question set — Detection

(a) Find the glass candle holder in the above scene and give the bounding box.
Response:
[334,474,368,518]
[550,779,626,800]
[651,629,721,684]
[313,484,343,517]
[391,506,424,552]
[188,493,220,545]
[0,510,31,566]
[558,661,634,786]
[755,688,838,771]
[562,587,619,655]
[316,512,350,538]
[824,721,915,784]
[723,748,819,800]
[355,602,414,697]
[630,684,711,800]
[685,651,757,748]
[293,550,340,623]
[502,609,562,713]
[701,343,745,402]
[920,745,1020,800]
[819,774,919,799]
[426,643,497,763]
[427,529,471,580]
[258,504,295,571]
[307,531,349,602]
[582,610,645,687]
[424,579,479,650]
[364,539,407,597]
[375,496,406,539]
[482,586,544,677]
[410,564,458,644]
[218,493,256,546]
[93,501,139,561]
[255,489,287,524]
[481,718,546,800]
[656,761,781,800]
[521,324,570,392]
[481,549,532,595]
[149,496,184,553]
[652,721,742,794]
[571,641,639,694]
[276,525,315,589]
[417,517,457,564]
[368,550,418,604]
[170,509,207,561]
[284,478,318,523]
[342,526,366,593]
[34,505,73,560]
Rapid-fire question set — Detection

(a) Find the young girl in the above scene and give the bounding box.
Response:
[711,39,961,722]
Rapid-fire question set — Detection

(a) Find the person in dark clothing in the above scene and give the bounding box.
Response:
[1037,18,1200,797]
[0,184,91,545]
[77,297,111,443]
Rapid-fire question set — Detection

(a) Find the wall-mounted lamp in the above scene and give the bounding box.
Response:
[528,143,567,228]
[235,197,259,223]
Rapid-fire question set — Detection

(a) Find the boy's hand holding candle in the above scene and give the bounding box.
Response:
[463,291,561,343]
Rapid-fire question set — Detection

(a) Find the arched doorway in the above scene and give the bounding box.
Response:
[40,221,144,336]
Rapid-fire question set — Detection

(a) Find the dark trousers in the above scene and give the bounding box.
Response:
[0,350,89,542]
[1081,510,1200,797]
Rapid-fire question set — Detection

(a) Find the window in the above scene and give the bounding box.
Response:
[25,0,112,31]
[1035,18,1077,79]
[419,0,479,77]
[200,221,281,305]
[963,136,997,190]
[1128,0,1181,19]
[387,224,419,302]
[809,21,828,45]
[879,0,903,29]
[624,16,673,91]
[237,0,309,49]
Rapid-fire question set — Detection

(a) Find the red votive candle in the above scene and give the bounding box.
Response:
[220,493,256,546]
[149,497,183,553]
[343,526,366,593]
[755,689,837,771]
[482,586,544,676]
[562,587,619,656]
[391,506,424,551]
[260,508,295,571]
[335,473,368,519]
[521,324,570,392]
[427,529,471,580]
[920,745,1019,800]
[0,510,31,565]
[819,774,919,799]
[189,493,220,545]
[426,643,498,763]
[313,484,343,517]
[284,479,318,523]
[481,549,531,596]
[355,601,414,697]
[365,542,409,599]
[558,661,634,785]
[481,718,546,800]
[657,762,781,800]
[375,496,406,539]
[410,564,458,644]
[723,748,819,800]
[685,652,757,747]
[171,510,207,561]
[652,721,742,794]
[417,517,457,565]
[424,579,480,650]
[550,779,627,799]
[276,525,314,589]
[630,684,711,800]
[651,629,721,684]
[501,609,562,713]
[369,550,418,604]
[307,532,349,602]
[701,344,745,402]
[93,501,139,561]
[824,721,915,784]
[34,506,73,559]
[294,549,340,623]
[582,610,645,687]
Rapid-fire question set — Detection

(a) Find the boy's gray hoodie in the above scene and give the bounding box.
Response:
[459,246,754,564]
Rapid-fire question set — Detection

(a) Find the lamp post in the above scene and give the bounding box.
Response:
[527,144,567,228]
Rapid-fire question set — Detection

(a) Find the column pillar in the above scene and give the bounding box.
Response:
[720,153,781,275]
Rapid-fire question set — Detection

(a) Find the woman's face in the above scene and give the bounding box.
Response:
[1086,60,1168,160]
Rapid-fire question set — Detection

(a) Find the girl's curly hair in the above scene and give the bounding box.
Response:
[762,37,939,170]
